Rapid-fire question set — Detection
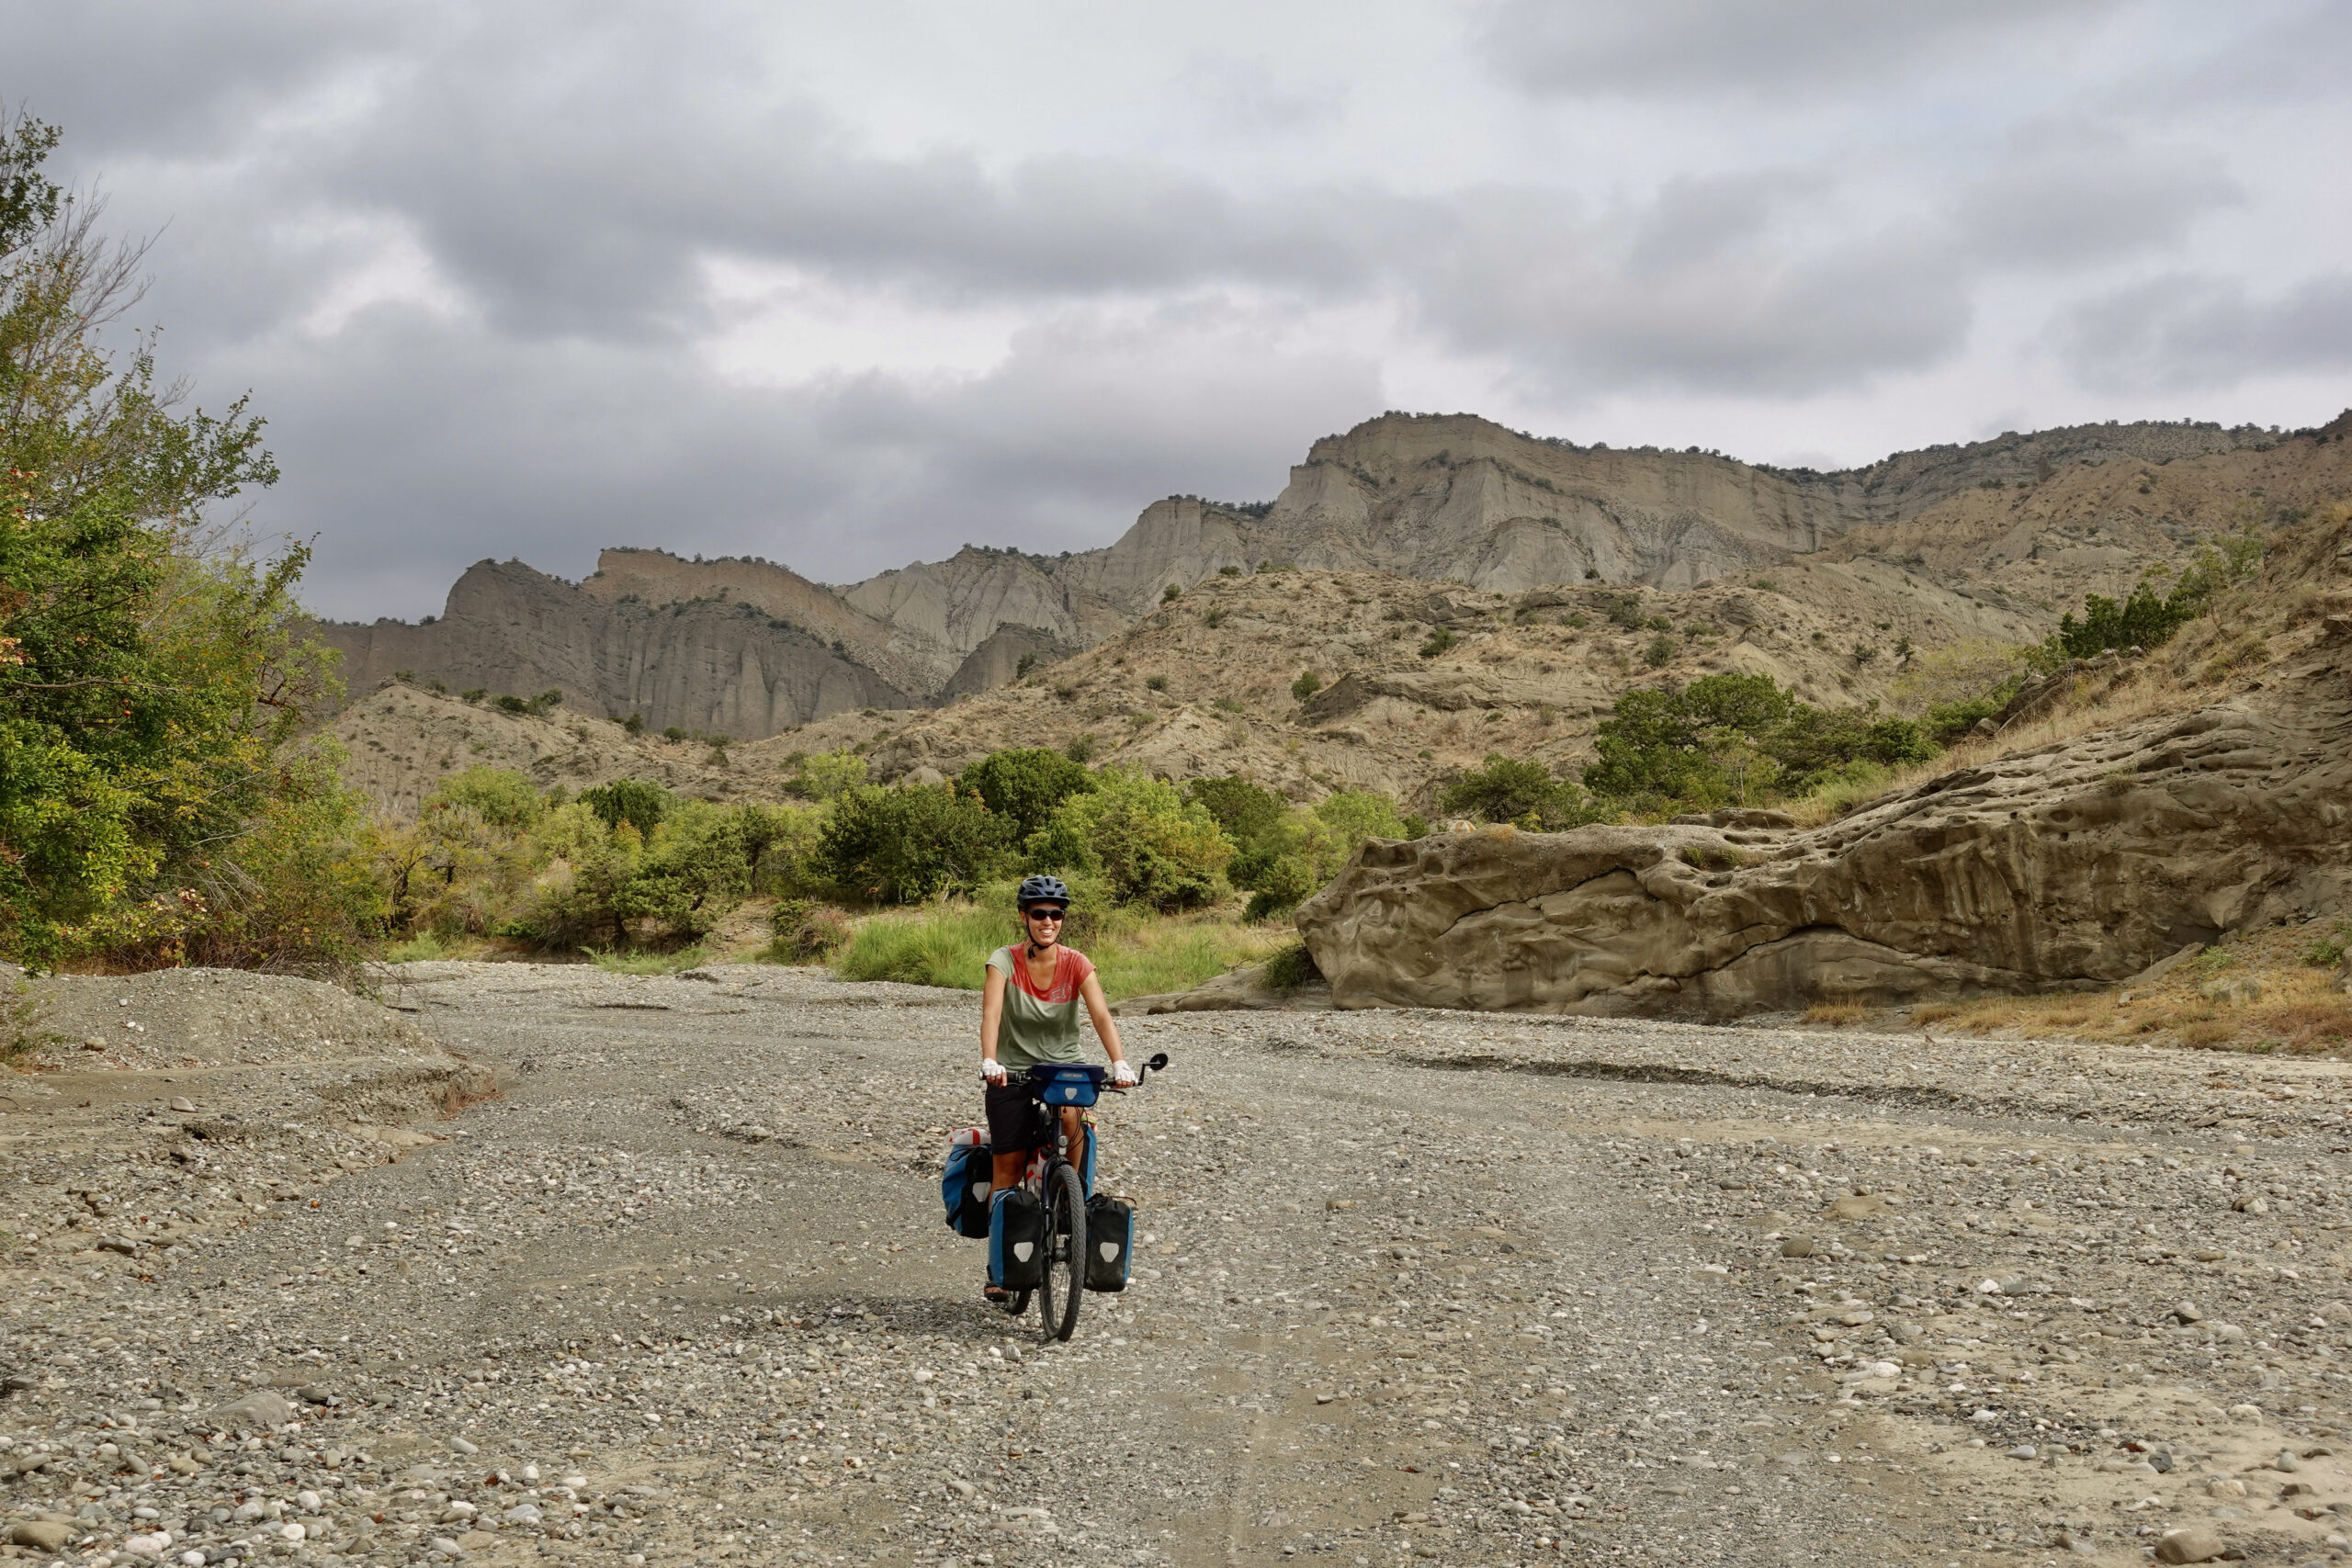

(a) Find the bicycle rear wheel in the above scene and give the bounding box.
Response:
[1037,1162,1086,1342]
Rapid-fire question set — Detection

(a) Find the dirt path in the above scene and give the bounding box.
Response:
[9,964,2352,1567]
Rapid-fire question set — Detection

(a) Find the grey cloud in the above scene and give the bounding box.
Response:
[1410,185,1971,396]
[1474,0,2126,96]
[218,296,1378,621]
[1954,121,2242,269]
[2055,271,2352,391]
[1173,54,1349,134]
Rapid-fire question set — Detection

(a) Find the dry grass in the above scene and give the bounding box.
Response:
[1898,920,2352,1056]
[1782,664,2198,828]
[1804,1002,1871,1027]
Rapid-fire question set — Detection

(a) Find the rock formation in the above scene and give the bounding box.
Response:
[1296,558,2352,1017]
[318,558,910,739]
[320,409,2351,740]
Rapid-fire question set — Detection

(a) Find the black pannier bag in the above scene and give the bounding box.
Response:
[989,1189,1046,1290]
[1084,1192,1135,1292]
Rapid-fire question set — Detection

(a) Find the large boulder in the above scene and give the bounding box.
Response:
[1297,614,2352,1017]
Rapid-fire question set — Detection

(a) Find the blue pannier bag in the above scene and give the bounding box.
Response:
[988,1189,1046,1290]
[941,1131,992,1238]
[1031,1063,1106,1107]
[1084,1192,1134,1292]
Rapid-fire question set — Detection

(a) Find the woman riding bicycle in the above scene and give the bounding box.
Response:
[978,874,1133,1302]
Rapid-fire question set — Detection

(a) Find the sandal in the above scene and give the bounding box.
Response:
[983,1284,1012,1303]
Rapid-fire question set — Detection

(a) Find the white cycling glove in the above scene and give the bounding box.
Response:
[1112,1059,1137,1087]
[980,1058,1008,1085]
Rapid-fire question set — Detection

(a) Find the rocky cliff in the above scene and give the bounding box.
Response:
[322,409,2351,740]
[318,559,911,739]
[1295,515,2352,1017]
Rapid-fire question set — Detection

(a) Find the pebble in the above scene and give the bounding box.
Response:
[2154,1524,2228,1564]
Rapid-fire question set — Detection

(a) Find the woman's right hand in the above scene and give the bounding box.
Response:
[980,1058,1008,1085]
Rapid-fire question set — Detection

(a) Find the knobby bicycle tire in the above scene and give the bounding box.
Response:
[1038,1162,1087,1342]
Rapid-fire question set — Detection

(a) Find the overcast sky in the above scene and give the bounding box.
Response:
[8,0,2349,619]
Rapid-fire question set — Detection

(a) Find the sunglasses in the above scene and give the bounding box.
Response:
[1025,908,1066,921]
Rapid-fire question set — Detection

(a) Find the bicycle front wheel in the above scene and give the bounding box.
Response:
[1037,1161,1087,1343]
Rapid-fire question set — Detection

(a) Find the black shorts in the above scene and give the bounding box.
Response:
[984,1081,1052,1154]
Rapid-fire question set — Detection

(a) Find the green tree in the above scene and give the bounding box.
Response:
[0,113,330,966]
[1582,674,1791,807]
[1027,768,1232,911]
[790,747,869,802]
[1442,756,1606,831]
[960,747,1095,841]
[579,778,673,836]
[427,766,543,830]
[817,784,1012,905]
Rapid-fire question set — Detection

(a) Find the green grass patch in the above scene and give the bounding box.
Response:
[381,934,448,964]
[834,903,1285,1000]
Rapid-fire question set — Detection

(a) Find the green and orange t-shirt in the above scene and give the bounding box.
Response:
[986,943,1096,1072]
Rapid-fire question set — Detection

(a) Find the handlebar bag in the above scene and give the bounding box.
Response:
[941,1130,993,1238]
[988,1189,1046,1290]
[1083,1193,1135,1292]
[1031,1063,1105,1107]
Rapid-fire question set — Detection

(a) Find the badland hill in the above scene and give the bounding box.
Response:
[321,409,2352,815]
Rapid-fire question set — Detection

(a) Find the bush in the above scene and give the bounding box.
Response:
[428,766,543,829]
[1291,671,1323,701]
[1262,941,1323,991]
[1442,756,1605,831]
[1161,583,1182,603]
[1582,674,1792,808]
[788,747,868,802]
[1643,633,1676,668]
[1419,626,1455,659]
[1761,708,1935,794]
[816,784,1012,904]
[768,897,854,962]
[580,778,673,835]
[960,748,1095,841]
[1026,768,1232,911]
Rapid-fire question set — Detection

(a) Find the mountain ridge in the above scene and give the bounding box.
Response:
[313,408,2349,740]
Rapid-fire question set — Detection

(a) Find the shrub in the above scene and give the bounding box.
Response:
[1218,565,1242,577]
[816,784,1012,904]
[1145,673,1169,692]
[1202,607,1227,628]
[1026,768,1232,911]
[1761,708,1935,794]
[1583,674,1792,807]
[1064,732,1098,764]
[1444,755,1606,831]
[789,747,869,802]
[960,747,1095,841]
[1598,593,1645,630]
[428,766,543,830]
[1291,671,1323,701]
[1643,633,1675,668]
[768,897,854,962]
[1419,626,1456,659]
[580,778,673,836]
[1262,941,1323,991]
[1161,583,1182,603]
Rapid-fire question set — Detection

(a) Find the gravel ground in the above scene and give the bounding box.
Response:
[8,962,2352,1568]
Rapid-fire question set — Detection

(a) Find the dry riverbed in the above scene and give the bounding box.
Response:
[8,962,2352,1568]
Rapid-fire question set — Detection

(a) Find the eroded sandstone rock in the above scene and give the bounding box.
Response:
[1296,628,2352,1017]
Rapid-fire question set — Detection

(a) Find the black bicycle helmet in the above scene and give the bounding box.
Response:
[1016,874,1071,910]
